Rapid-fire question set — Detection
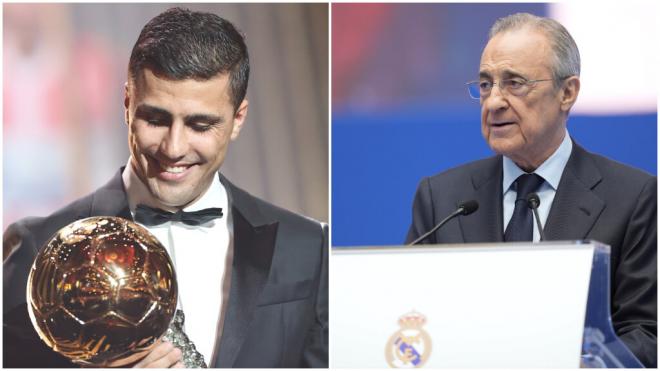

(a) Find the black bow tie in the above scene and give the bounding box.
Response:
[134,204,224,226]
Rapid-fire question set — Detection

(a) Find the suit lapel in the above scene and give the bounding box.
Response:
[89,168,133,220]
[214,174,278,367]
[458,156,505,243]
[544,142,605,240]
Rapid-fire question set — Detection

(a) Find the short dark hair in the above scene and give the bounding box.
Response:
[128,7,249,112]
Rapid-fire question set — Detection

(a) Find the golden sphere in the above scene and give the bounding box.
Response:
[27,216,177,367]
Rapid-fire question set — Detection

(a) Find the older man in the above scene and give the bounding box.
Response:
[406,13,656,367]
[4,8,327,368]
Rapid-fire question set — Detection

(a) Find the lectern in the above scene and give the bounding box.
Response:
[331,241,643,368]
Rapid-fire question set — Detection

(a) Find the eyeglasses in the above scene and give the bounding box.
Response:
[466,77,556,100]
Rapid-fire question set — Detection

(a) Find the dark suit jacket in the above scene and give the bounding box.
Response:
[406,142,656,368]
[3,169,328,368]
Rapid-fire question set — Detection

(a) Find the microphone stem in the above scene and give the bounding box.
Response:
[409,208,463,246]
[532,207,545,241]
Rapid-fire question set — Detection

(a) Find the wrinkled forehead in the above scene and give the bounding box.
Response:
[479,28,553,77]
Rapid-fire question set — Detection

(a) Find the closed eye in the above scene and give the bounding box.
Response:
[135,104,172,127]
[189,122,214,132]
[185,114,223,132]
[146,118,169,127]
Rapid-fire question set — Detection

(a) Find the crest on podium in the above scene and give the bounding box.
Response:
[385,310,432,368]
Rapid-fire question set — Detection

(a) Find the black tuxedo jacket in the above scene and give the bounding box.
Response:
[3,170,328,368]
[406,142,656,367]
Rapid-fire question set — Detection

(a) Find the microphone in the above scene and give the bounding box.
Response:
[526,192,545,241]
[409,200,479,245]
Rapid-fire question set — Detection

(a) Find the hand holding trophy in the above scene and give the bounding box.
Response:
[27,217,180,367]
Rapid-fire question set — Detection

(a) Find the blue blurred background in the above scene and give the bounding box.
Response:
[332,3,658,246]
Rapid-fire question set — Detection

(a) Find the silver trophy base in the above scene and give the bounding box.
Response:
[162,309,208,368]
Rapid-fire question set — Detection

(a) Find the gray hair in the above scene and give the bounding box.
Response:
[489,13,580,87]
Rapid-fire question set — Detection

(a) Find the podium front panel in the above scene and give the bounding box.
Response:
[331,242,595,368]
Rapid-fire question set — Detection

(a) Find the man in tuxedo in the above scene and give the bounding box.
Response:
[406,13,656,367]
[3,8,328,368]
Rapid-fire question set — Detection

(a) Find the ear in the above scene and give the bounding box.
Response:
[124,82,131,126]
[559,76,580,113]
[230,99,248,141]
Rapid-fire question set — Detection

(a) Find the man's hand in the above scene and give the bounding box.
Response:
[132,341,184,368]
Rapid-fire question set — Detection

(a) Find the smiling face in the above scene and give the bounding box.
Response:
[479,28,579,171]
[125,68,247,210]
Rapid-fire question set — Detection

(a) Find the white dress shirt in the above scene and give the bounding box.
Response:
[122,161,233,365]
[502,130,573,242]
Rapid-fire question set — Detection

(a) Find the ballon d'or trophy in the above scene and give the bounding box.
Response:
[27,216,207,367]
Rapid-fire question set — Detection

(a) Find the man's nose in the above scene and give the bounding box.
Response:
[160,122,189,159]
[482,84,509,112]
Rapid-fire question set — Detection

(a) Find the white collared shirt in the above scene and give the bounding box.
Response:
[122,160,232,365]
[502,130,573,241]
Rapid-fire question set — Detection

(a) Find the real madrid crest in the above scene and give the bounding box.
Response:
[385,310,432,368]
